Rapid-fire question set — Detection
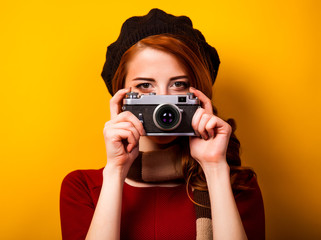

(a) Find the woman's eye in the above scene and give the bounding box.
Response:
[136,83,152,89]
[172,81,189,88]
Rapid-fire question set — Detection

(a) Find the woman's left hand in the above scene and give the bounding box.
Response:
[189,87,232,168]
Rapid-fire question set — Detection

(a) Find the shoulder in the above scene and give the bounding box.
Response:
[232,169,265,220]
[231,168,261,191]
[60,168,104,204]
[62,168,104,188]
[232,169,263,201]
[60,169,104,239]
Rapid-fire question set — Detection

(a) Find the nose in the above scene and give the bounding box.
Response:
[156,86,168,95]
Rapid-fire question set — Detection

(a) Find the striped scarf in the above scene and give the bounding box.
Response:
[127,144,213,240]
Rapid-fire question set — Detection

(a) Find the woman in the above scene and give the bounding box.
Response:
[60,9,265,240]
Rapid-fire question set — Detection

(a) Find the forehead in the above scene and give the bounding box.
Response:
[126,47,187,78]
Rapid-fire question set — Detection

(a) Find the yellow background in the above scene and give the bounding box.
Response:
[1,0,320,239]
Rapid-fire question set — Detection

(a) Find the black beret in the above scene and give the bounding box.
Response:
[101,8,220,95]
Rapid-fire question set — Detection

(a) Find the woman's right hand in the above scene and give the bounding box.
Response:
[103,88,145,180]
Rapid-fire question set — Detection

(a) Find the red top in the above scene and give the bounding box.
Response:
[60,168,265,240]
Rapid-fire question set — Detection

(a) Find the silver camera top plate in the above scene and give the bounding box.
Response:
[123,92,200,105]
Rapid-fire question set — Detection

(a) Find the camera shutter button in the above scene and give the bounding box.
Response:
[126,92,139,98]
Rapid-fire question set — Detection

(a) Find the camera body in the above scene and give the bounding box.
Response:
[122,92,200,136]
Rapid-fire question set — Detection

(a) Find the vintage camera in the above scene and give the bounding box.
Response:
[122,92,200,136]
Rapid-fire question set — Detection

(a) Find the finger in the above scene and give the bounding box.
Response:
[205,116,218,138]
[189,87,213,114]
[215,117,232,136]
[110,111,146,136]
[114,129,139,153]
[112,121,140,144]
[110,88,131,119]
[206,116,232,137]
[198,113,212,140]
[104,122,140,153]
[191,108,206,136]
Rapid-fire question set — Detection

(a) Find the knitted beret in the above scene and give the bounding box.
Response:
[101,8,220,96]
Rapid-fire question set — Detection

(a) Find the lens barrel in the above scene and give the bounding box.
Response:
[153,104,182,131]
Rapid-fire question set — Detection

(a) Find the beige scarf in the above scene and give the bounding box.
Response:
[127,144,213,240]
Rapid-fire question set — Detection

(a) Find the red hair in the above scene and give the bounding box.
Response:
[112,34,254,198]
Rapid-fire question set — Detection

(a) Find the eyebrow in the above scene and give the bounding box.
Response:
[132,75,189,81]
[132,77,155,82]
[170,75,189,81]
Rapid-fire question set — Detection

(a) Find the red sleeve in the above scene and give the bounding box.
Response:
[60,170,97,240]
[235,175,265,240]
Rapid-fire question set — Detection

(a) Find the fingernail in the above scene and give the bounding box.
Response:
[203,134,209,140]
[210,130,215,138]
[127,145,132,153]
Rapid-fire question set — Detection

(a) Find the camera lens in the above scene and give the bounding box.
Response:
[153,104,182,131]
[160,110,175,124]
